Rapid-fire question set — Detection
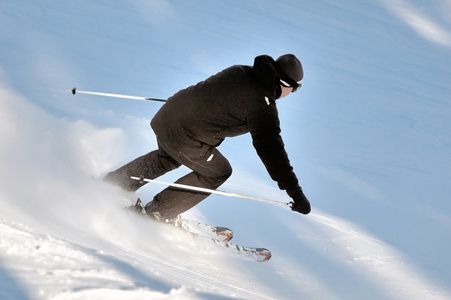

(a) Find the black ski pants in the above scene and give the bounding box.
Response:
[103,136,232,219]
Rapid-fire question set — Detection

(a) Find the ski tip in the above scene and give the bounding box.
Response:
[214,227,234,242]
[256,248,272,262]
[71,87,77,95]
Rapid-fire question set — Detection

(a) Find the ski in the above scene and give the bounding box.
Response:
[188,232,272,262]
[125,198,233,242]
[180,218,233,243]
[125,198,271,262]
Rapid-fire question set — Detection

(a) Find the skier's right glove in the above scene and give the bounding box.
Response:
[290,190,311,215]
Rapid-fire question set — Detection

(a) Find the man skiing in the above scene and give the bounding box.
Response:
[104,54,311,222]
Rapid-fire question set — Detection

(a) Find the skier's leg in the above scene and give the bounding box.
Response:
[103,145,181,192]
[145,140,232,219]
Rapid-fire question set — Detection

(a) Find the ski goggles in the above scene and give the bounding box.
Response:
[280,78,302,92]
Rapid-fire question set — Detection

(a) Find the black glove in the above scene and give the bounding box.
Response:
[290,190,311,215]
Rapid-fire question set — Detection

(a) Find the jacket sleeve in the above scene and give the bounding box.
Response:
[247,103,302,197]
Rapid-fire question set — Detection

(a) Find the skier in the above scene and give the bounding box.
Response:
[103,54,311,222]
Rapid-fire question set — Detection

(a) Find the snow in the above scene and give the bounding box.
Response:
[1,0,451,299]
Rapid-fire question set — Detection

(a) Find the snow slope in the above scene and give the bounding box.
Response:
[1,0,451,299]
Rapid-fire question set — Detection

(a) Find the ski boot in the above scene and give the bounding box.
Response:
[126,198,183,227]
[125,198,146,215]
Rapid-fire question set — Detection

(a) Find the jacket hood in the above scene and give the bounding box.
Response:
[252,55,282,99]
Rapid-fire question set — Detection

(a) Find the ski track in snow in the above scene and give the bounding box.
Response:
[306,213,450,300]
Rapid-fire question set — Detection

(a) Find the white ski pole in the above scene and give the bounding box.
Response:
[67,87,166,102]
[130,176,290,207]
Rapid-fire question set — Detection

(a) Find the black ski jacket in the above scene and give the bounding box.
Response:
[151,55,302,197]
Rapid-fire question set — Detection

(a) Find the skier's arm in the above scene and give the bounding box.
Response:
[247,105,311,214]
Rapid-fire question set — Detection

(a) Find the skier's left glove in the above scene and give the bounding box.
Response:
[290,190,311,215]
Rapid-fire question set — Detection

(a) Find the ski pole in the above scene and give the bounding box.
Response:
[130,176,290,207]
[67,87,166,102]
